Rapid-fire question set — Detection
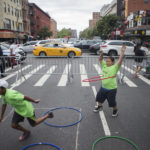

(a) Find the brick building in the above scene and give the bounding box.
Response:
[89,12,100,29]
[29,3,51,39]
[22,0,30,41]
[122,0,150,45]
[50,19,57,38]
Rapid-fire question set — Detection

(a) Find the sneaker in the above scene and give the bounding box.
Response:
[48,112,54,118]
[93,105,102,112]
[112,109,118,117]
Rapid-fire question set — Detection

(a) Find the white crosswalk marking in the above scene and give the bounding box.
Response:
[11,65,45,88]
[122,65,150,85]
[93,64,102,75]
[118,71,137,87]
[80,64,90,87]
[57,64,71,86]
[3,65,32,80]
[34,65,57,86]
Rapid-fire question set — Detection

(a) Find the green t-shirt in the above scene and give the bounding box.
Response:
[101,60,120,89]
[1,89,34,118]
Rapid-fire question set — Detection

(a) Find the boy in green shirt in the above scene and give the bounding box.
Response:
[93,44,126,116]
[0,80,54,141]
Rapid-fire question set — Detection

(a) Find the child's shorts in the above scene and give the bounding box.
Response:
[12,111,36,126]
[96,87,117,107]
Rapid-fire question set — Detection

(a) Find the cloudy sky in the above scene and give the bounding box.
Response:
[29,0,112,34]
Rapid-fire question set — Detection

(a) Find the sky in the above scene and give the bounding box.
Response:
[29,0,113,34]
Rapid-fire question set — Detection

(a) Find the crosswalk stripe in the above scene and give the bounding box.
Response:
[118,71,137,87]
[11,65,45,88]
[5,65,17,72]
[133,65,146,72]
[122,65,150,85]
[57,64,71,86]
[3,65,32,80]
[80,64,90,87]
[34,65,57,86]
[93,64,102,75]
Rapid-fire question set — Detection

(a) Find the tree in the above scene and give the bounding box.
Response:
[96,14,120,40]
[57,28,72,38]
[38,26,52,39]
[79,28,93,39]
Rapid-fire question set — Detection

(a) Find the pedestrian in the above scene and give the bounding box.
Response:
[9,41,17,69]
[93,44,126,117]
[134,43,146,78]
[0,44,6,78]
[0,80,54,141]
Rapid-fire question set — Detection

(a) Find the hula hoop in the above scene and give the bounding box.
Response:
[82,75,116,82]
[92,136,140,150]
[43,107,83,128]
[21,142,62,150]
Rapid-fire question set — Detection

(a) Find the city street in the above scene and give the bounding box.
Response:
[0,53,150,150]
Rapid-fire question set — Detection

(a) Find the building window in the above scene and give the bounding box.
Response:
[8,5,10,14]
[14,0,16,3]
[4,18,11,30]
[18,23,22,31]
[144,0,148,3]
[3,2,6,13]
[11,6,13,15]
[12,21,15,29]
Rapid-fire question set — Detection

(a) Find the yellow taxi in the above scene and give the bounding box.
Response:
[33,42,82,57]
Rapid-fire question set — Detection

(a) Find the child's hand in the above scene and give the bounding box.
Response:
[121,44,126,52]
[34,99,40,103]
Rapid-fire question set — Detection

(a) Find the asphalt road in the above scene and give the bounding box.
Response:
[0,53,150,150]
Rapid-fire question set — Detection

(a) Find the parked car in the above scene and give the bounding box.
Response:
[20,41,38,53]
[89,41,104,55]
[33,42,82,57]
[74,40,100,49]
[100,40,150,56]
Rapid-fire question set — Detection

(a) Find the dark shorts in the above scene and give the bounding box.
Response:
[96,87,117,107]
[12,111,36,126]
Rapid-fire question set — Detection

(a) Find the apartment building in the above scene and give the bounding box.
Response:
[0,0,24,41]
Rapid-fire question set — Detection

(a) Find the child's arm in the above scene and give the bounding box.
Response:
[24,96,40,103]
[99,50,103,64]
[0,104,7,123]
[117,44,126,66]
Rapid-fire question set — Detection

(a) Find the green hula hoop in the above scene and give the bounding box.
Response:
[92,136,140,150]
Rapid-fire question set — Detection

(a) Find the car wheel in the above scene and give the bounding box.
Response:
[68,51,75,58]
[39,52,46,56]
[108,50,117,56]
[96,50,100,55]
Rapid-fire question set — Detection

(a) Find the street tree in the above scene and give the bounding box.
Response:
[96,14,120,40]
[57,28,72,38]
[38,26,52,39]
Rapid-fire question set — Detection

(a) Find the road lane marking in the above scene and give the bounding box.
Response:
[122,65,150,85]
[57,64,71,86]
[80,64,90,87]
[75,108,81,150]
[34,65,57,86]
[11,65,45,88]
[3,65,32,80]
[92,86,111,136]
[118,71,137,87]
[93,64,102,74]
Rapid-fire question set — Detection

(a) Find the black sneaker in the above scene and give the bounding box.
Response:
[93,105,102,112]
[112,109,118,117]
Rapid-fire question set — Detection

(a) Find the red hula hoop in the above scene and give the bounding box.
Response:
[82,75,116,82]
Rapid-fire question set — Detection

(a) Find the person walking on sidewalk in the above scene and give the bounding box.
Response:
[93,44,126,117]
[0,80,54,141]
[0,44,6,78]
[134,43,146,78]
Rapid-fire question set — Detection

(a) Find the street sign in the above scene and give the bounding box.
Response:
[146,30,150,35]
